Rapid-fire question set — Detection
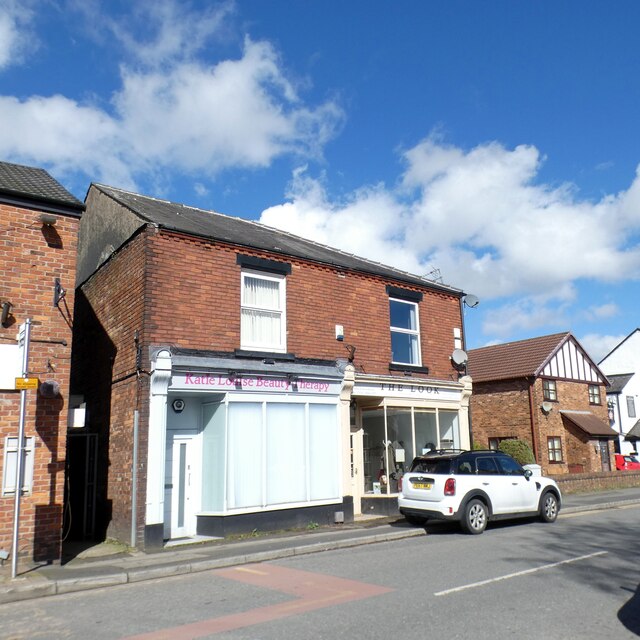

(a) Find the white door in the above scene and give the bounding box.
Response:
[166,431,200,539]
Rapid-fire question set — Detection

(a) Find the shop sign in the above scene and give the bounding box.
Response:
[171,372,340,395]
[353,381,460,402]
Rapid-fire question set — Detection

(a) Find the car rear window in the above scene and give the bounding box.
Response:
[410,458,452,474]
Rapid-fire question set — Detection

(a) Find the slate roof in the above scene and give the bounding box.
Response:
[606,373,634,394]
[92,183,463,296]
[626,420,640,440]
[467,333,569,383]
[0,160,84,214]
[560,410,618,438]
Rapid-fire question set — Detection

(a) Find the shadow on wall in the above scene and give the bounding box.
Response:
[619,584,640,635]
[33,391,65,563]
[65,288,116,544]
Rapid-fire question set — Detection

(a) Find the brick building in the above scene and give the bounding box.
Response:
[468,333,617,475]
[0,160,84,566]
[70,183,473,550]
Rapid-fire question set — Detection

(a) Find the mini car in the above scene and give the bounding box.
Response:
[398,449,561,534]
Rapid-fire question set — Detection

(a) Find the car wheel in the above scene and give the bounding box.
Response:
[540,492,558,523]
[461,499,487,534]
[404,514,427,526]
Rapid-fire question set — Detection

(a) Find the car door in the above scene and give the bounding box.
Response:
[474,456,516,514]
[495,456,538,511]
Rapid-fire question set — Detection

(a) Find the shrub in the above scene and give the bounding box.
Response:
[498,439,535,465]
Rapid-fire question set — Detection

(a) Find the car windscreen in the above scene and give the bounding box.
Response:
[410,459,452,474]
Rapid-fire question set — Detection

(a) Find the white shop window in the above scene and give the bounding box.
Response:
[2,436,35,496]
[201,398,340,513]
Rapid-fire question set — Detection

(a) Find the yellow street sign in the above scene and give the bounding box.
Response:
[15,377,39,390]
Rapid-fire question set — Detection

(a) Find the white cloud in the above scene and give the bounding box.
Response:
[260,136,640,306]
[583,303,620,321]
[0,6,343,188]
[0,0,36,70]
[113,38,342,175]
[104,0,234,68]
[0,94,133,187]
[579,333,627,364]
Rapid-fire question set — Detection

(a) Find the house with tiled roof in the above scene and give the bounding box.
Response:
[468,332,617,475]
[0,160,84,570]
[69,183,473,550]
[598,329,640,455]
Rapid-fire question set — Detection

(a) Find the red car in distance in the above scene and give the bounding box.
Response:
[614,453,640,471]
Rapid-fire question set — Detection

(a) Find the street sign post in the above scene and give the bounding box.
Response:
[12,319,31,579]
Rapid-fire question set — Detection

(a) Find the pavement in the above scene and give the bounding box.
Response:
[1,487,639,605]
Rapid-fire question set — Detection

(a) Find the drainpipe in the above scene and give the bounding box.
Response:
[527,378,539,463]
[131,409,139,547]
[458,296,473,446]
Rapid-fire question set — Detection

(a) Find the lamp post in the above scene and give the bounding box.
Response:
[12,319,31,578]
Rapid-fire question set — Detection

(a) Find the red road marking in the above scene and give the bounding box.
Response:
[122,563,393,639]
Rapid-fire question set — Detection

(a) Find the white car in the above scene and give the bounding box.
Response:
[398,449,561,534]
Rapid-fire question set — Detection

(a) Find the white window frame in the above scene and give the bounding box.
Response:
[2,436,35,496]
[389,297,421,366]
[240,270,287,352]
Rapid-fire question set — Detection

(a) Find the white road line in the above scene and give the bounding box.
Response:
[434,551,608,597]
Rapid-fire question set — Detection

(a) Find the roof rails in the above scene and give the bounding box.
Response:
[418,448,468,456]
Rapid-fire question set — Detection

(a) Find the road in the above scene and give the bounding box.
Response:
[2,505,639,640]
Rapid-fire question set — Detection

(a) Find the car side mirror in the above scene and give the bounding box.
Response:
[524,469,533,479]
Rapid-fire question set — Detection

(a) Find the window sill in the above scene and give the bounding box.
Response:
[388,363,430,375]
[234,349,295,361]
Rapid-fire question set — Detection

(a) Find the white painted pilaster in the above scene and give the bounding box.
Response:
[145,350,172,525]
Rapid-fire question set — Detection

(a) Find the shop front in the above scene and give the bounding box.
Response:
[350,374,472,516]
[145,350,350,547]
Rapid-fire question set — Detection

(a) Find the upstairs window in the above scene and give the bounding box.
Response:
[588,384,601,405]
[543,379,557,402]
[389,298,421,366]
[628,396,637,419]
[241,271,286,352]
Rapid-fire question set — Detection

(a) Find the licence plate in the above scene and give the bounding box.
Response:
[413,482,432,490]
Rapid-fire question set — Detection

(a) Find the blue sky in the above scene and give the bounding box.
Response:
[1,0,639,361]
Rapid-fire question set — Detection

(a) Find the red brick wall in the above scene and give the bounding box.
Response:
[72,233,146,542]
[470,376,614,475]
[470,379,533,447]
[531,379,613,475]
[0,202,79,562]
[75,227,464,544]
[143,231,463,378]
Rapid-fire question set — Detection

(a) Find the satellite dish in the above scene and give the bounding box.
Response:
[463,294,480,308]
[541,401,553,414]
[451,349,468,370]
